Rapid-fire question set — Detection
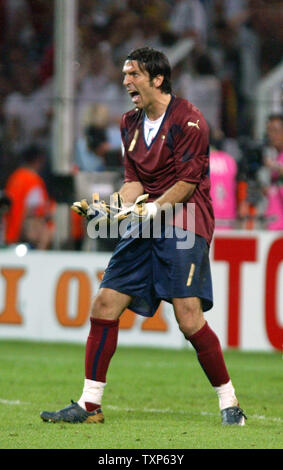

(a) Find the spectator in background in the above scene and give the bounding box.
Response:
[73,116,118,251]
[262,114,283,230]
[107,10,143,66]
[78,102,122,151]
[213,0,250,30]
[75,125,110,172]
[169,0,207,47]
[209,129,238,230]
[249,0,283,75]
[3,67,51,153]
[4,145,55,249]
[3,0,31,45]
[0,71,14,186]
[0,190,11,247]
[236,136,263,230]
[2,1,53,81]
[210,3,260,137]
[177,52,222,132]
[76,44,120,134]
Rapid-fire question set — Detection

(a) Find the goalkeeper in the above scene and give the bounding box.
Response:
[41,47,246,426]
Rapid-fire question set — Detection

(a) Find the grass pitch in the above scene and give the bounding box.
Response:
[0,340,282,450]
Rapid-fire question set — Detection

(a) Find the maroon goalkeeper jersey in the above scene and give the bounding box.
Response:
[121,95,215,244]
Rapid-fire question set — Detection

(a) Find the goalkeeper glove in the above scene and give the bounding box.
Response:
[71,192,124,225]
[114,194,158,223]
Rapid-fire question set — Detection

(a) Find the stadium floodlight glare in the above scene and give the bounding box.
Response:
[15,244,28,257]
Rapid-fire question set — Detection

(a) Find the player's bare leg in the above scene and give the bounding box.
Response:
[173,297,205,337]
[91,287,132,320]
[40,288,131,424]
[173,297,247,425]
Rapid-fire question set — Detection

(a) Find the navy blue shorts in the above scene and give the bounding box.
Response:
[100,225,213,317]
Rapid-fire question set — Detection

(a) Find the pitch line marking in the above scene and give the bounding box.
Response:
[105,405,282,423]
[0,400,281,423]
[0,398,30,405]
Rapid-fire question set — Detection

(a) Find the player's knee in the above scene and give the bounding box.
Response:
[174,299,204,337]
[178,317,200,337]
[91,292,116,320]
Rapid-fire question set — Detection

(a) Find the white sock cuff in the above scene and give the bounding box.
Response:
[214,380,238,410]
[83,379,107,392]
[214,380,234,393]
[78,379,106,408]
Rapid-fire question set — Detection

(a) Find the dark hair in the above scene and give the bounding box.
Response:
[267,113,283,125]
[126,47,172,94]
[85,125,107,150]
[21,144,45,163]
[214,19,230,31]
[194,53,215,76]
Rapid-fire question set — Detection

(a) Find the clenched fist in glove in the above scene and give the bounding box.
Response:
[71,192,124,226]
[71,192,158,231]
[114,194,158,224]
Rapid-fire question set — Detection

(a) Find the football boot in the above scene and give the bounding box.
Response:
[40,400,104,423]
[221,406,247,426]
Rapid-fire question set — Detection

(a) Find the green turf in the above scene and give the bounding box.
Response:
[0,340,282,449]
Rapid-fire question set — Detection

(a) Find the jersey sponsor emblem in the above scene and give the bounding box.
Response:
[187,120,200,130]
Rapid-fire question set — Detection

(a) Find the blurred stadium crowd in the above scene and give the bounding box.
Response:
[0,0,283,250]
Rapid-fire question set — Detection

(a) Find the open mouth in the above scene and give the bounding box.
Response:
[129,91,140,103]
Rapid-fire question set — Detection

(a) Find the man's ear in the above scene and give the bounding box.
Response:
[153,74,164,89]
